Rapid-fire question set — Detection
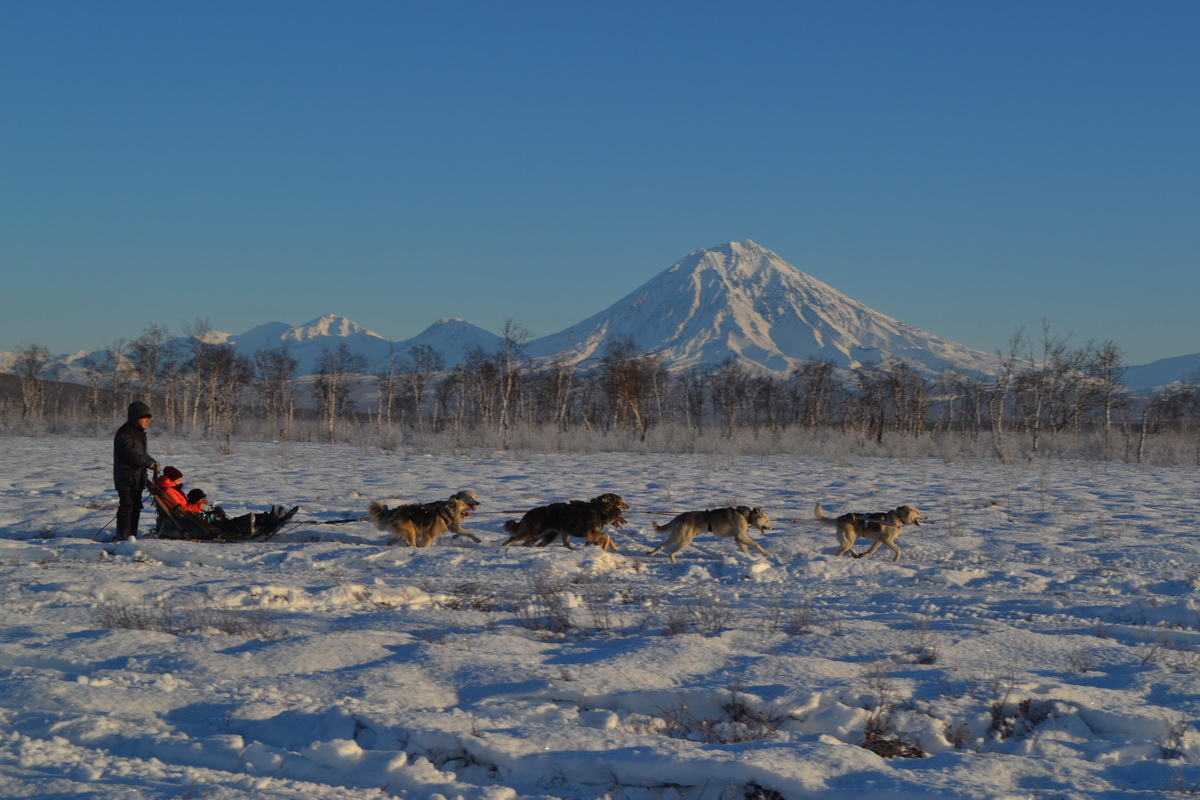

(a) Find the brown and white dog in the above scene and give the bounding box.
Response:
[501,493,629,552]
[433,490,482,543]
[646,506,774,562]
[814,503,927,562]
[368,497,470,547]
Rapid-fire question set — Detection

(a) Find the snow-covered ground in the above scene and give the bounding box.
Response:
[2,435,1199,799]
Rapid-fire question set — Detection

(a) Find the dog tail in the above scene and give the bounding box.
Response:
[814,503,838,525]
[367,501,388,530]
[503,519,520,534]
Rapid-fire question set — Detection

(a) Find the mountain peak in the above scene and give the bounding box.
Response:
[283,314,383,342]
[525,240,1002,377]
[671,240,792,283]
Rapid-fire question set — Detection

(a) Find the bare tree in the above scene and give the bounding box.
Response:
[185,341,254,448]
[80,339,130,418]
[789,359,839,429]
[374,347,400,427]
[882,362,931,437]
[12,343,52,420]
[1137,374,1200,464]
[709,359,751,437]
[600,336,665,439]
[127,323,178,419]
[314,343,368,441]
[396,344,445,431]
[986,334,1025,461]
[852,363,889,444]
[527,354,578,431]
[1084,340,1128,432]
[677,368,709,431]
[496,319,531,448]
[458,347,500,429]
[376,344,445,429]
[254,344,299,438]
[430,363,467,437]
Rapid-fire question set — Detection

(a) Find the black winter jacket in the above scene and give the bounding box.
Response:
[113,402,156,491]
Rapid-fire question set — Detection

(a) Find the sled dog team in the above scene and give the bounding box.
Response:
[115,401,927,560]
[368,490,928,563]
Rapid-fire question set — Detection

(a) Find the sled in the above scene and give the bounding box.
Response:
[148,483,297,542]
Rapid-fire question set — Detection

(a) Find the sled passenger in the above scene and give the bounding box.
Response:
[152,466,205,534]
[153,466,205,512]
[112,401,159,541]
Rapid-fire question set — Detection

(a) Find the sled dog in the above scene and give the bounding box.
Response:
[428,490,482,543]
[646,506,774,562]
[814,503,927,562]
[501,493,628,552]
[368,497,470,547]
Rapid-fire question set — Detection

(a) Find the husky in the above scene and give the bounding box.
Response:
[429,490,482,543]
[368,497,469,547]
[501,493,629,552]
[814,503,927,562]
[646,506,774,562]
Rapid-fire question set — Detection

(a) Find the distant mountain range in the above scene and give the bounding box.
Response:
[202,315,504,374]
[3,240,1196,391]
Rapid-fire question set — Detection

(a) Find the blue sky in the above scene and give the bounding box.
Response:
[2,0,1196,365]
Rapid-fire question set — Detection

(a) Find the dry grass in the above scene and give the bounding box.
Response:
[92,600,276,639]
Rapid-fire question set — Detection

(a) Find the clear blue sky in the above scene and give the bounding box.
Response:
[2,0,1196,365]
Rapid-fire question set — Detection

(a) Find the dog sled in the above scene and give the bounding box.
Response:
[148,483,297,542]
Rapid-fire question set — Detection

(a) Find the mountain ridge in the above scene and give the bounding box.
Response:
[2,241,1195,390]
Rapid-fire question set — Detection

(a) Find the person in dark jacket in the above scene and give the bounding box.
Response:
[112,401,159,541]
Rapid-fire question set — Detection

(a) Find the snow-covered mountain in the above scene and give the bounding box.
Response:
[237,315,394,373]
[0,316,501,382]
[1123,352,1200,393]
[4,240,1197,388]
[223,315,501,374]
[525,240,1002,377]
[398,318,504,365]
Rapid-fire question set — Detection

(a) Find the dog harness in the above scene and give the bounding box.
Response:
[855,513,899,530]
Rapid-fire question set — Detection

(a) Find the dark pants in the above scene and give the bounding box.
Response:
[116,488,144,540]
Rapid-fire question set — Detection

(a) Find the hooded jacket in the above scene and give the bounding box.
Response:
[152,474,205,514]
[113,402,156,491]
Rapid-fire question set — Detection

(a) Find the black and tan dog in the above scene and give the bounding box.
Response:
[646,506,774,562]
[368,497,470,547]
[501,493,629,552]
[814,503,928,562]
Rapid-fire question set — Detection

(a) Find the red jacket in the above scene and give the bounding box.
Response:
[153,475,205,514]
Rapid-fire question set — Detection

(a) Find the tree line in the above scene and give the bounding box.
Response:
[4,321,1199,464]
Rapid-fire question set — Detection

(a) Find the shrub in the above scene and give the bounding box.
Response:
[92,600,275,639]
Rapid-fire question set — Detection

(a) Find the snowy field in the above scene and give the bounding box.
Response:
[2,435,1200,800]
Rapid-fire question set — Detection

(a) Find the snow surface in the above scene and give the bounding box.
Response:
[3,436,1200,799]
